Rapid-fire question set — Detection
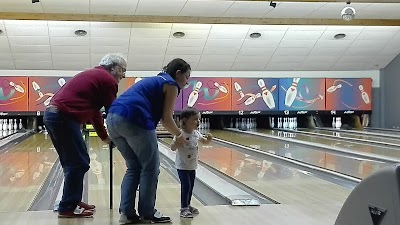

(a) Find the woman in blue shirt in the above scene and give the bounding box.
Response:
[106,58,190,224]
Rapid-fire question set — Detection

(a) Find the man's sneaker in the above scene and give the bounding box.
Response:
[142,210,171,223]
[119,213,141,224]
[78,202,96,211]
[180,208,193,218]
[58,206,94,218]
[188,205,199,214]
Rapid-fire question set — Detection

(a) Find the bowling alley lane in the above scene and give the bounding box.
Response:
[211,130,387,179]
[256,129,400,160]
[0,133,58,212]
[160,137,350,205]
[301,128,400,146]
[364,127,400,136]
[87,137,203,209]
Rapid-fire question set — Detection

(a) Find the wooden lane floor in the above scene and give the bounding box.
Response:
[303,129,400,145]
[0,133,58,212]
[257,129,400,160]
[365,127,400,135]
[0,203,342,225]
[0,136,344,225]
[160,137,351,205]
[86,137,203,210]
[213,130,386,179]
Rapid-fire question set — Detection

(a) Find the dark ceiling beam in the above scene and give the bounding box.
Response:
[239,0,400,3]
[0,12,399,26]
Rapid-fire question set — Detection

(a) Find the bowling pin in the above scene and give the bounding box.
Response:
[8,119,12,130]
[18,119,23,130]
[327,84,342,93]
[270,117,275,128]
[244,93,261,106]
[9,81,25,93]
[359,85,370,104]
[284,78,300,107]
[257,79,275,109]
[187,81,202,107]
[32,81,44,98]
[234,82,245,99]
[214,82,228,93]
[336,117,342,129]
[58,78,66,87]
[13,119,17,130]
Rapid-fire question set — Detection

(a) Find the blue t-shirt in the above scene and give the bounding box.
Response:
[108,73,180,130]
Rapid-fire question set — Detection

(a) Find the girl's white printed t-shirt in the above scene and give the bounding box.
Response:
[174,129,203,170]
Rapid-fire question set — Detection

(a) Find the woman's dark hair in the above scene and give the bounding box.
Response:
[180,107,199,127]
[163,58,191,79]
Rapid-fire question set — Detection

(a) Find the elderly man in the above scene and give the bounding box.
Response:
[44,53,126,218]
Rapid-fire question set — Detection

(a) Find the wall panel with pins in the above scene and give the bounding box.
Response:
[117,77,182,111]
[0,76,29,112]
[28,77,72,111]
[117,77,135,97]
[175,91,183,112]
[182,77,231,111]
[278,78,325,111]
[325,78,372,111]
[231,78,279,111]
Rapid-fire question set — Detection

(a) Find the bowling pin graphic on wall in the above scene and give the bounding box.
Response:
[183,78,231,111]
[278,78,325,111]
[187,81,202,107]
[325,78,372,111]
[0,77,29,112]
[231,78,279,111]
[28,77,71,111]
[284,78,300,107]
[117,77,135,96]
[257,79,276,109]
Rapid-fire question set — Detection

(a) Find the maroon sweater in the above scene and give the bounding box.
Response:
[50,66,118,140]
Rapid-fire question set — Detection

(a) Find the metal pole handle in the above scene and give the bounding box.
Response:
[109,141,115,209]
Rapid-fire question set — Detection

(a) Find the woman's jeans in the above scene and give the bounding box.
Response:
[43,108,89,213]
[106,113,159,218]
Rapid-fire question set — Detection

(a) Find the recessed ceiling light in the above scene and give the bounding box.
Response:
[334,33,346,39]
[173,31,185,38]
[74,29,87,36]
[0,29,3,35]
[250,32,262,38]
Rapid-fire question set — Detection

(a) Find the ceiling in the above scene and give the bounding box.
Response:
[0,0,399,71]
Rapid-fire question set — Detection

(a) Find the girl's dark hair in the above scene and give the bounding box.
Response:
[180,107,200,127]
[163,58,191,79]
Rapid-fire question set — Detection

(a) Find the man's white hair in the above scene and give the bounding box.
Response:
[99,53,127,67]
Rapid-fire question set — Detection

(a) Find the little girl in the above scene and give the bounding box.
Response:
[171,107,212,218]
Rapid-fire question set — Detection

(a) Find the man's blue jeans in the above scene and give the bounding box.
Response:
[43,109,89,213]
[106,113,159,218]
